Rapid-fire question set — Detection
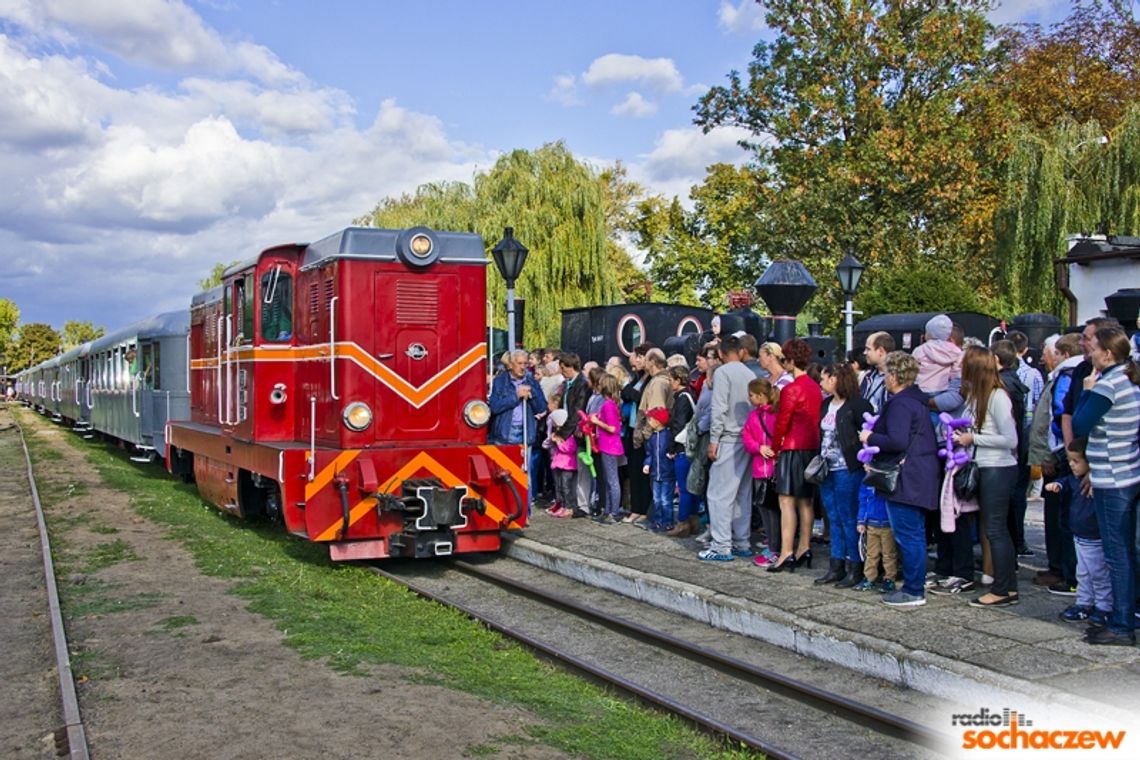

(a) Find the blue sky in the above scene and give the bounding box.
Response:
[0,0,1072,335]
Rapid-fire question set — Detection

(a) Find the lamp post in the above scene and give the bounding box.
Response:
[491,227,529,352]
[836,251,865,357]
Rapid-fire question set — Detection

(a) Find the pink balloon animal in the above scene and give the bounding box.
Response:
[856,412,880,463]
[937,413,973,469]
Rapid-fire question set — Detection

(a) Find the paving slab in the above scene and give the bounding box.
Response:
[505,507,1140,723]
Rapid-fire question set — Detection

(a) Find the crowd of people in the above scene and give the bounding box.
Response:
[488,313,1140,646]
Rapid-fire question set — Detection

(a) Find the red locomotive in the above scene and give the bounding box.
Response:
[167,226,527,560]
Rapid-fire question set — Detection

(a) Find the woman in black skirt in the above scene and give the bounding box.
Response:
[768,339,824,572]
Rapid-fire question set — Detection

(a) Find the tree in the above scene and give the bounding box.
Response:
[599,163,651,303]
[62,320,105,350]
[358,142,630,346]
[9,323,61,372]
[198,260,242,291]
[0,298,18,371]
[858,257,980,319]
[1000,1,1140,133]
[694,0,1010,331]
[993,105,1140,316]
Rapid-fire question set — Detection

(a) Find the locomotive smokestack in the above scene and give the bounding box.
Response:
[754,260,817,346]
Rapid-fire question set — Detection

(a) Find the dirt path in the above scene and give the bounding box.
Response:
[0,405,565,760]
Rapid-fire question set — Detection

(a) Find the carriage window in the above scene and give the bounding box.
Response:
[151,343,161,390]
[241,273,254,342]
[140,344,156,390]
[260,268,294,342]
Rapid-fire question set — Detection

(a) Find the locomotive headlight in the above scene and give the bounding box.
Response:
[463,400,491,428]
[409,233,433,258]
[343,402,373,431]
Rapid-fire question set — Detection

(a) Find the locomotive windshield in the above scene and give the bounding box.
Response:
[260,268,293,342]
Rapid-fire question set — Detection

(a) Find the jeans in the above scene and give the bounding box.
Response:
[600,453,621,516]
[673,452,697,522]
[1093,482,1140,634]
[885,501,928,597]
[820,468,862,562]
[979,465,1019,596]
[651,479,676,527]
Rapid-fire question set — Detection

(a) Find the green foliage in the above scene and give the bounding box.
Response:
[0,298,18,369]
[358,143,631,346]
[693,0,1011,330]
[858,257,980,318]
[8,322,61,371]
[198,259,242,291]
[62,320,105,350]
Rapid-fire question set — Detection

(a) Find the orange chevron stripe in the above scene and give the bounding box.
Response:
[477,445,527,490]
[190,342,485,408]
[305,450,361,500]
[312,451,517,541]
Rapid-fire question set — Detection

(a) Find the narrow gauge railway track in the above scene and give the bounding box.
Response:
[12,412,90,760]
[374,558,950,760]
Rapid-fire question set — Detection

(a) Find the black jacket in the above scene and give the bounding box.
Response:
[669,390,695,455]
[557,371,591,440]
[819,394,874,471]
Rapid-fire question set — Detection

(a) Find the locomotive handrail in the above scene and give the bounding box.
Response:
[263,264,281,304]
[226,315,235,425]
[86,379,93,410]
[329,296,339,401]
[75,379,80,405]
[308,395,316,482]
[216,316,224,425]
[185,332,191,393]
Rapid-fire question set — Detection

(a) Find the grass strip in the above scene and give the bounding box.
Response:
[17,410,761,760]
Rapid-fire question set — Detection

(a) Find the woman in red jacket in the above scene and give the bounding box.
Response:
[767,339,823,572]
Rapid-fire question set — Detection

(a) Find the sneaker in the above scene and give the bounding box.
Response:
[882,590,926,607]
[550,506,572,519]
[924,572,946,589]
[1059,605,1092,623]
[1047,583,1078,597]
[878,579,897,594]
[980,574,994,586]
[929,577,975,595]
[571,508,589,519]
[752,552,775,568]
[1016,545,1035,557]
[544,503,561,515]
[852,578,878,592]
[592,514,615,525]
[1088,608,1110,628]
[1084,628,1137,647]
[697,548,734,562]
[732,548,755,558]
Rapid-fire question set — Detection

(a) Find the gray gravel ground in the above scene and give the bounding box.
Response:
[391,555,956,759]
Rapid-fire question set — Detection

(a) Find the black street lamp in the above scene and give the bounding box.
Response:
[836,251,865,356]
[491,227,529,351]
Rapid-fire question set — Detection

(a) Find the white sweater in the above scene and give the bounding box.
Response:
[970,390,1018,468]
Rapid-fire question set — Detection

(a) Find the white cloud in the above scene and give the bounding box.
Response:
[581,53,683,93]
[547,73,581,106]
[611,91,657,118]
[625,125,755,203]
[987,0,1071,25]
[717,0,767,33]
[2,0,304,85]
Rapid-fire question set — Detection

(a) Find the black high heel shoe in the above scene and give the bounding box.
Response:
[766,554,796,573]
[794,550,813,569]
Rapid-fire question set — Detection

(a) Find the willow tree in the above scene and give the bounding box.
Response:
[475,143,616,346]
[993,105,1140,315]
[356,142,624,347]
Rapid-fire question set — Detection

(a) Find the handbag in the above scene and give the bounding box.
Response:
[804,454,829,485]
[863,457,904,494]
[953,460,979,500]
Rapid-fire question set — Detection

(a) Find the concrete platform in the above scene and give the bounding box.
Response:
[504,499,1139,725]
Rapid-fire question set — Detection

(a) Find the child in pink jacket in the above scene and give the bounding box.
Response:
[544,408,578,518]
[741,378,780,564]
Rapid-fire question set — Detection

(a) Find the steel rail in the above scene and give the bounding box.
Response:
[454,559,950,750]
[370,564,801,760]
[12,411,91,760]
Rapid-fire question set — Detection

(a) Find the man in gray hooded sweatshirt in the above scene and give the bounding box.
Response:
[699,335,757,561]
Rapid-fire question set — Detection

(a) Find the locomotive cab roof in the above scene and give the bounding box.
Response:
[301,226,487,270]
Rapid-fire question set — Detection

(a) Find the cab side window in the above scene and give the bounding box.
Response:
[241,273,254,342]
[260,268,293,342]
